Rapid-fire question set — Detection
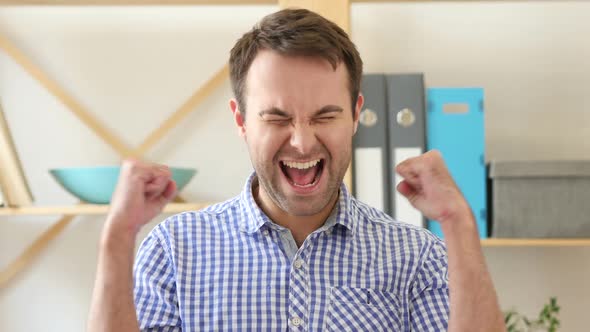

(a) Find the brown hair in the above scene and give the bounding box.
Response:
[229,8,363,118]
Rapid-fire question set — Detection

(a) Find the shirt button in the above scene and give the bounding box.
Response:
[261,229,270,236]
[325,228,332,235]
[293,259,304,269]
[291,316,303,327]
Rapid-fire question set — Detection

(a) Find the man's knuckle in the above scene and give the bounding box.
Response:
[123,158,141,169]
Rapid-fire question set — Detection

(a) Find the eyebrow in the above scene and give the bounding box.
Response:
[314,105,343,116]
[258,105,344,118]
[258,107,290,118]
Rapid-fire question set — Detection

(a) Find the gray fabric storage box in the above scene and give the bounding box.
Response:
[489,160,590,238]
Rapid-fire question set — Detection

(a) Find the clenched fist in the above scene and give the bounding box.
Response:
[397,150,505,331]
[106,159,178,237]
[395,150,473,225]
[90,159,178,332]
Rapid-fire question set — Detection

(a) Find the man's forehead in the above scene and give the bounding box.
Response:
[240,50,352,115]
[247,52,347,89]
[246,50,347,82]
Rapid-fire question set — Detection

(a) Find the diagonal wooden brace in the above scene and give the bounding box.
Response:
[0,34,228,286]
[0,214,75,288]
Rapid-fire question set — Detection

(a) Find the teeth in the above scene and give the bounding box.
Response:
[293,180,317,188]
[283,159,321,170]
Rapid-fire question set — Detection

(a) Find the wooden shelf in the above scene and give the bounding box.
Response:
[0,202,214,216]
[481,238,590,247]
[2,205,590,248]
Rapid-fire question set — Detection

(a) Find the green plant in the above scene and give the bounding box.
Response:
[504,297,560,332]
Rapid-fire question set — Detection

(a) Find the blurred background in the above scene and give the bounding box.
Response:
[1,1,589,330]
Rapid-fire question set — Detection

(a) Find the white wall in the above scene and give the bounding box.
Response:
[0,2,589,331]
[0,5,276,331]
[351,2,590,330]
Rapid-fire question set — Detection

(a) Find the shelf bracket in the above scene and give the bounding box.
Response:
[0,34,229,286]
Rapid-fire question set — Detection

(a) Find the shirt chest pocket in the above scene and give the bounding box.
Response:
[324,286,404,332]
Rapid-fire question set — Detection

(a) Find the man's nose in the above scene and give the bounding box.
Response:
[289,123,317,154]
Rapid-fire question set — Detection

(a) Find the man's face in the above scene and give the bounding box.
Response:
[231,49,362,217]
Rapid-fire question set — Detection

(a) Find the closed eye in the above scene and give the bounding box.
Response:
[314,116,336,123]
[259,107,291,126]
[312,105,343,123]
[266,119,291,126]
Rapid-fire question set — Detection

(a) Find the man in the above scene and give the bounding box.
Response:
[88,8,504,332]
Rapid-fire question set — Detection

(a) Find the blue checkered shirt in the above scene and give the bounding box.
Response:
[134,173,449,331]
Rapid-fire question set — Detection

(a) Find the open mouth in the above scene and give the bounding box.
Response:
[280,158,325,188]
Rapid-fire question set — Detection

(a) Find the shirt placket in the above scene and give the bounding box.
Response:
[287,241,313,331]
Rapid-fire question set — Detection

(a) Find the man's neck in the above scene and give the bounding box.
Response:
[252,180,338,247]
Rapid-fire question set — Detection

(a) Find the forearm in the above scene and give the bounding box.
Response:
[441,214,505,332]
[87,221,140,332]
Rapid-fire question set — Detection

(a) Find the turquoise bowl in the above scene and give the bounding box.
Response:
[50,166,196,204]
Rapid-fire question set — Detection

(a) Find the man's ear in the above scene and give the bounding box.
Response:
[230,98,246,139]
[352,93,364,135]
